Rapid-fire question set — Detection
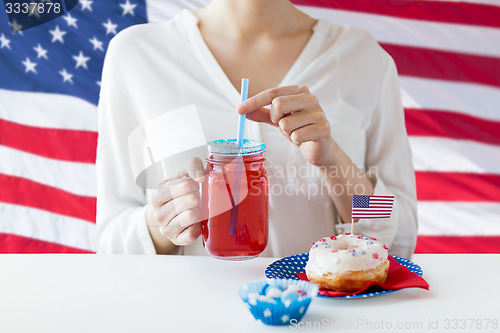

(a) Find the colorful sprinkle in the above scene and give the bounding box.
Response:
[350,251,356,256]
[358,250,366,255]
[366,241,373,244]
[357,235,363,239]
[310,243,315,249]
[349,249,355,252]
[318,238,326,242]
[373,253,379,259]
[331,249,337,253]
[383,244,388,250]
[346,233,351,235]
[362,236,369,240]
[329,236,337,240]
[370,237,377,240]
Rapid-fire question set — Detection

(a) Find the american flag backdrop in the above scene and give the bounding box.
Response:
[1,0,499,254]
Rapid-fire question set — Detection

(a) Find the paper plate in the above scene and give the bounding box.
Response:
[265,254,423,298]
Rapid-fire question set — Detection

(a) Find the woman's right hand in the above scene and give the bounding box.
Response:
[146,157,206,247]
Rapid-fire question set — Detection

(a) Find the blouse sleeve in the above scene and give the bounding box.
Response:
[95,36,157,254]
[355,57,418,259]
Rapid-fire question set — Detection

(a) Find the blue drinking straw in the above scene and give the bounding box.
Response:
[228,78,249,237]
[237,78,249,147]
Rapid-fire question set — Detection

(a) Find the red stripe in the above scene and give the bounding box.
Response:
[0,174,96,222]
[0,118,97,163]
[405,108,500,146]
[353,210,392,213]
[0,233,94,253]
[415,235,500,253]
[291,0,500,28]
[415,172,500,202]
[354,214,392,217]
[353,215,391,217]
[382,43,500,89]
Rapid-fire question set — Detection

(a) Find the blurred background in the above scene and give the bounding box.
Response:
[1,0,499,254]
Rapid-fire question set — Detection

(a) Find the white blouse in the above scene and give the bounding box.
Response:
[96,10,418,259]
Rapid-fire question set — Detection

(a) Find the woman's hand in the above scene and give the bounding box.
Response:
[237,85,336,167]
[146,157,206,248]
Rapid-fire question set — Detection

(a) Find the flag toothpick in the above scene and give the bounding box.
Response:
[351,195,395,234]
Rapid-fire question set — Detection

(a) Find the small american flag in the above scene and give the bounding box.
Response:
[352,195,395,220]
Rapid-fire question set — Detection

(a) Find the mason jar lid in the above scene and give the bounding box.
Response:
[207,139,266,157]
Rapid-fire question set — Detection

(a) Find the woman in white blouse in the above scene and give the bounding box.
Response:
[96,0,418,258]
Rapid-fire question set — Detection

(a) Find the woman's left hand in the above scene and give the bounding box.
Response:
[237,85,336,167]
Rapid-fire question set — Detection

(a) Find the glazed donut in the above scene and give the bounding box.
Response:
[305,234,389,292]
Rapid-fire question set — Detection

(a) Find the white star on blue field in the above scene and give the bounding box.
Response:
[0,1,147,105]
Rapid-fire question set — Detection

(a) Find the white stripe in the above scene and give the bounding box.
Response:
[146,1,500,57]
[418,202,500,235]
[0,145,96,197]
[146,0,208,22]
[426,0,500,7]
[0,89,97,131]
[297,6,500,58]
[0,203,95,251]
[410,137,500,174]
[400,77,500,122]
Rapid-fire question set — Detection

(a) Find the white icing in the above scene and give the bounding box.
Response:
[305,234,388,275]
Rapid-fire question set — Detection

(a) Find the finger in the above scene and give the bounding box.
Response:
[278,110,324,136]
[155,191,200,225]
[270,93,319,121]
[174,223,201,246]
[161,208,200,240]
[244,95,315,126]
[151,178,199,209]
[176,207,201,228]
[289,122,331,145]
[237,85,309,115]
[244,107,276,126]
[177,157,206,182]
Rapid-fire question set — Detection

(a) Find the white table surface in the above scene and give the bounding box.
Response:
[0,254,499,333]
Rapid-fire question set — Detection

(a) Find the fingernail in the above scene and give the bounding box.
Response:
[238,104,246,114]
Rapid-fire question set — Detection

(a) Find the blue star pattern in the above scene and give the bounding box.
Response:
[352,194,370,208]
[0,0,147,105]
[265,254,423,298]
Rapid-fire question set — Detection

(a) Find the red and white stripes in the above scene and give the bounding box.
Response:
[1,0,499,253]
[291,0,500,253]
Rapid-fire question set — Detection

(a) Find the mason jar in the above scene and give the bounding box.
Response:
[201,139,268,260]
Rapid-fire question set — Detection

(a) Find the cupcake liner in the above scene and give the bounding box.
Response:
[239,279,319,325]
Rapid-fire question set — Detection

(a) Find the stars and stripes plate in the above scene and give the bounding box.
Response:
[265,253,423,299]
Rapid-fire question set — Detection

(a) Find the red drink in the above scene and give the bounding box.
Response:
[201,139,268,260]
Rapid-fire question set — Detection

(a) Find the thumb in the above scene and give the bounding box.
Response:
[183,156,206,182]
